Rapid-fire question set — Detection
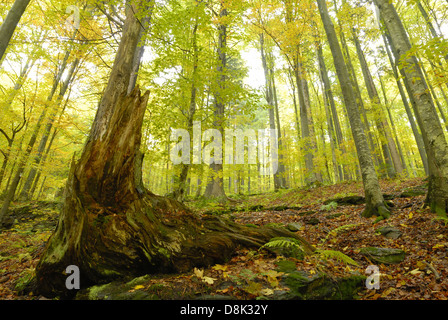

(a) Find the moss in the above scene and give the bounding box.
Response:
[284,271,365,300]
[157,247,171,259]
[14,269,35,293]
[360,247,406,264]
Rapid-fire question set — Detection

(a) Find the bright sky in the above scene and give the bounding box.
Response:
[241,47,265,90]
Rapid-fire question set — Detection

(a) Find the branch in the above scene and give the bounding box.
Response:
[0,128,11,144]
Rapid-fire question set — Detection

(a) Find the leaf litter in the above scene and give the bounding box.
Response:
[1,177,447,300]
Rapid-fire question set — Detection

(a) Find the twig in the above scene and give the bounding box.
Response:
[424,261,441,281]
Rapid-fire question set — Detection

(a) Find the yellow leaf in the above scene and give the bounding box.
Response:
[432,243,445,249]
[260,288,274,296]
[133,285,145,290]
[409,268,423,275]
[202,276,216,285]
[416,261,426,270]
[194,267,204,278]
[212,264,228,272]
[381,287,395,298]
[408,212,413,219]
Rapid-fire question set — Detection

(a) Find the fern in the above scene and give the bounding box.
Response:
[320,201,338,211]
[259,237,305,259]
[260,237,359,266]
[323,224,359,242]
[317,249,359,266]
[260,237,303,251]
[433,215,448,226]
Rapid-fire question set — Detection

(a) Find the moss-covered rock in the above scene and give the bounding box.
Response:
[76,275,159,300]
[283,271,365,300]
[360,247,406,264]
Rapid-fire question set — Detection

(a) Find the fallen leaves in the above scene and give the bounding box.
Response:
[2,177,448,300]
[193,267,217,285]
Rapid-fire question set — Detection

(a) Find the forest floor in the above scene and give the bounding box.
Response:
[1,177,447,300]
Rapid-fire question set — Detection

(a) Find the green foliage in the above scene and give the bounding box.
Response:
[320,201,338,211]
[433,215,448,226]
[259,237,305,260]
[316,249,359,266]
[261,236,359,266]
[323,224,359,243]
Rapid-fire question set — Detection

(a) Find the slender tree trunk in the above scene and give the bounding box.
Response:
[259,33,281,190]
[380,30,429,174]
[374,0,448,214]
[172,17,198,201]
[204,5,227,200]
[0,0,31,64]
[317,43,346,181]
[317,0,389,219]
[294,57,318,185]
[270,61,287,188]
[352,29,403,176]
[19,58,80,200]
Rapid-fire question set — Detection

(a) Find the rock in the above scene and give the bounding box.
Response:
[399,185,427,198]
[286,222,302,232]
[76,275,159,300]
[0,216,14,230]
[360,247,406,264]
[304,217,319,225]
[326,212,344,219]
[283,271,365,300]
[376,226,402,239]
[323,195,365,205]
[275,259,297,273]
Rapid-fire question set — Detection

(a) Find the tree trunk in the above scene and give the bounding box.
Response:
[0,0,31,64]
[374,0,448,214]
[271,63,288,188]
[317,0,389,219]
[172,22,198,201]
[35,2,311,297]
[317,43,347,181]
[294,58,318,185]
[19,58,80,200]
[380,30,429,174]
[352,29,403,176]
[203,5,227,200]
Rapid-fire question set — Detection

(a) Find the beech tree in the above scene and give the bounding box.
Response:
[316,0,390,219]
[374,0,448,214]
[0,0,31,64]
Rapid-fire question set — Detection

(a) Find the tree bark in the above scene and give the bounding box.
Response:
[0,0,31,65]
[204,5,227,200]
[374,0,448,214]
[172,15,199,201]
[380,30,429,174]
[352,29,403,176]
[35,1,311,297]
[317,0,389,219]
[317,42,347,181]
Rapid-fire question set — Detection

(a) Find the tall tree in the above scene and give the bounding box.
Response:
[0,0,31,65]
[374,0,448,214]
[317,0,389,219]
[351,28,404,176]
[204,3,227,199]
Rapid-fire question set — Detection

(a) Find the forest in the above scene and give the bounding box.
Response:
[0,0,448,303]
